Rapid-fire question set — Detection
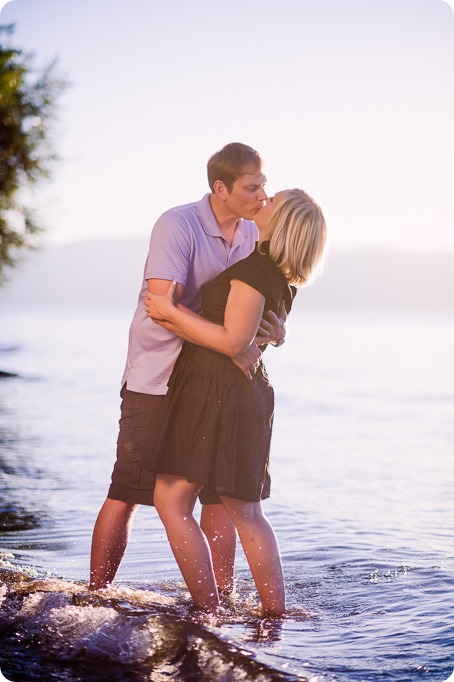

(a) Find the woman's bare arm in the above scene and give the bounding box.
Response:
[145,279,265,357]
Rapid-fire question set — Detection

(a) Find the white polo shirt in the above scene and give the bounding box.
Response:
[121,194,258,394]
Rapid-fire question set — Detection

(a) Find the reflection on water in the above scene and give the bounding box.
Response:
[1,307,453,681]
[0,392,43,536]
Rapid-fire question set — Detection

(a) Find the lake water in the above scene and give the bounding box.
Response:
[0,303,453,682]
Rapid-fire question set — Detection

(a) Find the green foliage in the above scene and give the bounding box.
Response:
[0,23,67,283]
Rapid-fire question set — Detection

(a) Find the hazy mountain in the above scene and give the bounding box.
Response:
[0,237,453,311]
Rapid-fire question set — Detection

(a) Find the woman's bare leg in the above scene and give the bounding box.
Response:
[220,496,285,616]
[154,474,220,611]
[200,503,236,593]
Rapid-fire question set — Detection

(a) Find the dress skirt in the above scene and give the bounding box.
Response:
[144,342,274,502]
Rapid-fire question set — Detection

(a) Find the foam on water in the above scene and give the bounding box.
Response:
[0,556,305,681]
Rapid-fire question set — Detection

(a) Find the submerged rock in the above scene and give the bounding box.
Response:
[0,507,40,533]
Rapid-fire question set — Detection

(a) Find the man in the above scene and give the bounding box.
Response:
[89,142,285,592]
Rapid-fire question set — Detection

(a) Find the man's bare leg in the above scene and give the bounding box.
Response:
[89,498,138,590]
[200,503,236,593]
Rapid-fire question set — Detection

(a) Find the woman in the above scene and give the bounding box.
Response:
[144,189,327,615]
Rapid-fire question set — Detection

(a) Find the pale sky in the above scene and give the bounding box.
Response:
[1,0,453,253]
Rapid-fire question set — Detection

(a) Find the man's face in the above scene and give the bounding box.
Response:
[224,171,268,220]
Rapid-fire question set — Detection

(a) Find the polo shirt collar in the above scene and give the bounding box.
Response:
[198,194,248,244]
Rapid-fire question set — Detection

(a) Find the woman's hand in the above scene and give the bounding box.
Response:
[144,280,177,321]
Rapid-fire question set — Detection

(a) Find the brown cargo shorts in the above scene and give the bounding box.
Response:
[107,384,166,506]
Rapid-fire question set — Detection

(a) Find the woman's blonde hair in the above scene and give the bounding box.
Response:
[259,189,327,286]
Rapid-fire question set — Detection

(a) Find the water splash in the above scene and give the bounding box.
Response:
[0,559,304,681]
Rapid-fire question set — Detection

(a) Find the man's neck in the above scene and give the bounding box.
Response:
[209,194,240,246]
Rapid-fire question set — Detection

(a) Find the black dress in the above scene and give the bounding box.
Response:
[144,244,296,502]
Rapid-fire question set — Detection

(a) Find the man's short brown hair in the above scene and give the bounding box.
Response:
[207,142,263,192]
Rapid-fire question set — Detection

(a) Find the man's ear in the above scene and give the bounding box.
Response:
[213,179,228,201]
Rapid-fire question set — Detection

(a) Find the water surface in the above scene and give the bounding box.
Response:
[0,304,453,681]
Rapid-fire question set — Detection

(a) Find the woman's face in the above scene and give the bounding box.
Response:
[254,190,288,233]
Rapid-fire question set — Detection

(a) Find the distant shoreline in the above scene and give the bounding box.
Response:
[1,239,453,311]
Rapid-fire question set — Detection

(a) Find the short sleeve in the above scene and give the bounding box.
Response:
[285,286,297,314]
[144,212,193,286]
